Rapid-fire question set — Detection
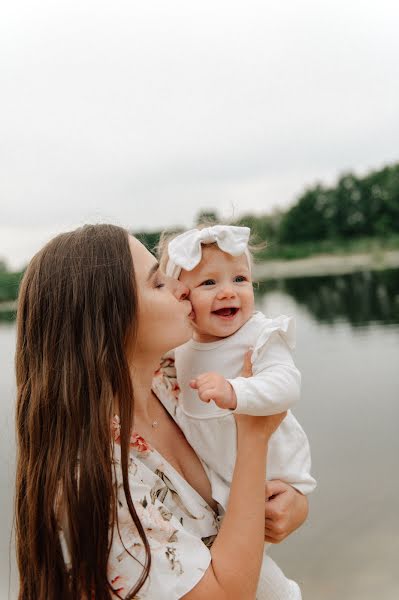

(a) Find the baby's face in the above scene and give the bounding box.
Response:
[179,245,255,342]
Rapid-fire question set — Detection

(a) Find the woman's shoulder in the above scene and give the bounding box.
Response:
[152,351,181,418]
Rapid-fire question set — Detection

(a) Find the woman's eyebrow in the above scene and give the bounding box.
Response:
[147,261,160,281]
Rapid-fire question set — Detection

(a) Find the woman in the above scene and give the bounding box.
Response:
[15,224,308,599]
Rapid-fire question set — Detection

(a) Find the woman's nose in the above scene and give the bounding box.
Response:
[175,280,190,301]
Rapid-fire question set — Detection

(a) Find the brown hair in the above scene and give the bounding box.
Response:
[15,224,150,599]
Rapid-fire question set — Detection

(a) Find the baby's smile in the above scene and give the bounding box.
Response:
[211,306,240,319]
[178,245,254,342]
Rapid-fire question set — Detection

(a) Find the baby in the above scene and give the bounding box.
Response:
[160,224,316,599]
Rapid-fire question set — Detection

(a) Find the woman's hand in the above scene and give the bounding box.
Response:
[264,480,309,543]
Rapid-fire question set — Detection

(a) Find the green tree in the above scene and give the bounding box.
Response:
[279,185,332,243]
[234,212,281,245]
[0,271,23,302]
[279,162,399,244]
[195,210,219,225]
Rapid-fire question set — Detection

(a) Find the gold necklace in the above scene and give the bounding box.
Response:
[149,392,161,429]
[138,391,162,430]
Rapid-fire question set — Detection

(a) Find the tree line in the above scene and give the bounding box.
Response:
[137,162,399,258]
[1,161,399,285]
[277,162,399,243]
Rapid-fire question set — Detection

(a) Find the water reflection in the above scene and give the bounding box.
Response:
[256,268,399,327]
[1,270,399,600]
[2,268,399,327]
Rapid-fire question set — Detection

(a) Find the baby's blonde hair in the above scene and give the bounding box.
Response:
[156,220,266,277]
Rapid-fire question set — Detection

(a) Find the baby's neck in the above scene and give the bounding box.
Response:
[192,314,252,343]
[192,331,230,343]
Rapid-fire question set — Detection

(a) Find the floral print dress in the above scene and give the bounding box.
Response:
[60,356,221,600]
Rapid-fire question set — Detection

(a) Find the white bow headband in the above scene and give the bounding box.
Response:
[165,225,251,279]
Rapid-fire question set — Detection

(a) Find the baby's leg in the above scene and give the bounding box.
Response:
[257,549,302,600]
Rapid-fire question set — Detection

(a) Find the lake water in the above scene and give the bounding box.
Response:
[1,269,399,599]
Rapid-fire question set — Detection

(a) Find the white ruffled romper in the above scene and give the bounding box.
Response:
[174,312,317,599]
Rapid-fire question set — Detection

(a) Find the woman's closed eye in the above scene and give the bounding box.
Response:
[154,277,165,289]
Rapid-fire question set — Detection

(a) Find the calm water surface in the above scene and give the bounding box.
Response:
[1,269,398,599]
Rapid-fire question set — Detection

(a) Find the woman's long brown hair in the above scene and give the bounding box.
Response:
[15,224,151,599]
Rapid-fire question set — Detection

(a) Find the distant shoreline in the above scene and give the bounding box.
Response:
[1,250,399,317]
[0,301,17,311]
[253,249,399,280]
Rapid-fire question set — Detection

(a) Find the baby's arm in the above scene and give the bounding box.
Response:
[189,331,300,413]
[230,331,301,415]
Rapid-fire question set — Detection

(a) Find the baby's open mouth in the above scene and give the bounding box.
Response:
[212,307,239,318]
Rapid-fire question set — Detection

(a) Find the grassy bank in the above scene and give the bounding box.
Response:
[253,249,399,281]
[255,234,399,261]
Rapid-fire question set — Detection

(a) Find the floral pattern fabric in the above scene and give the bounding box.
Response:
[107,357,221,599]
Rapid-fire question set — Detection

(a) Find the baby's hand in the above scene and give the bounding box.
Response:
[189,372,237,410]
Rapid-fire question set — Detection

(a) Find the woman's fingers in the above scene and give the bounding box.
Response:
[264,531,284,544]
[265,479,288,500]
[239,349,253,378]
[263,481,309,543]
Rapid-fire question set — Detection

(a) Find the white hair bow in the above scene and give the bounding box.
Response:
[166,225,251,279]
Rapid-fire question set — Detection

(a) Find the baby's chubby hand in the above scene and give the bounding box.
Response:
[189,372,237,410]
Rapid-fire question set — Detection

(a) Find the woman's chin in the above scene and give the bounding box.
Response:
[174,320,194,347]
[184,318,194,338]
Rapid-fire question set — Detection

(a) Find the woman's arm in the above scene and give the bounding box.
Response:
[183,352,286,600]
[183,416,284,600]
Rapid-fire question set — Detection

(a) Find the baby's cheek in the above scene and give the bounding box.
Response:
[246,290,255,309]
[188,292,203,311]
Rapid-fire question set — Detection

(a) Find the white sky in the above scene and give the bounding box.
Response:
[1,0,398,269]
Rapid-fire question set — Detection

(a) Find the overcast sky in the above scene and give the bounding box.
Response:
[1,0,398,268]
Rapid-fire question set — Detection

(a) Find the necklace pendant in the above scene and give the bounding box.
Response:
[151,420,159,429]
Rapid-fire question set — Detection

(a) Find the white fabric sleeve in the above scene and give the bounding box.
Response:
[108,466,212,600]
[267,411,317,496]
[229,319,301,415]
[258,551,303,599]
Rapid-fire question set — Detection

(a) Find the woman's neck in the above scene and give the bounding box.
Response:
[129,353,161,423]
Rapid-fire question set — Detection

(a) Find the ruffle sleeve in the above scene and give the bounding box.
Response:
[251,314,296,364]
[231,314,300,415]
